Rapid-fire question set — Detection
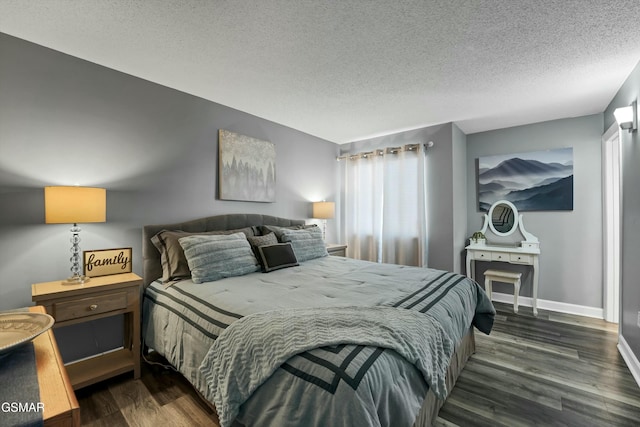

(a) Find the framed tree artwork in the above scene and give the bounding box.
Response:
[218,129,276,202]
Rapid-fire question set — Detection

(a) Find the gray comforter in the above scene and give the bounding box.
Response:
[201,306,454,427]
[143,256,494,427]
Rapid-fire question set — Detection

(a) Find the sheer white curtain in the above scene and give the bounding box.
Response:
[342,144,428,266]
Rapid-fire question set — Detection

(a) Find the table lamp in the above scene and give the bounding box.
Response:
[45,186,106,284]
[312,201,335,241]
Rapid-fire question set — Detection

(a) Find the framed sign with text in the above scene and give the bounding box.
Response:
[83,247,132,277]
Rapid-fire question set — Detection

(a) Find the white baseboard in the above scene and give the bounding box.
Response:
[618,335,640,388]
[491,292,604,319]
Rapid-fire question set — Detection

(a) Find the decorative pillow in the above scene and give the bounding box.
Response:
[280,227,328,262]
[260,224,319,241]
[247,232,279,264]
[178,232,259,284]
[257,243,299,272]
[151,227,255,282]
[247,232,278,249]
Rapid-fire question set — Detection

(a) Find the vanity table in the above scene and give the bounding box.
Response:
[465,200,540,315]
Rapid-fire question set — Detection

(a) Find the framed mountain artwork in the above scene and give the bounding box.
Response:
[219,129,276,202]
[477,147,573,211]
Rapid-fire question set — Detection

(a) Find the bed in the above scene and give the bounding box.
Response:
[141,214,495,427]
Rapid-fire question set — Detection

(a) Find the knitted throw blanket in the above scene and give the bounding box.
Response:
[199,306,455,427]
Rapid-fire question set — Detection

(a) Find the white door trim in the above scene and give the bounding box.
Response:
[602,122,621,324]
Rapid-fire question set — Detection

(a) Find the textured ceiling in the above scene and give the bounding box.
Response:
[1,1,640,143]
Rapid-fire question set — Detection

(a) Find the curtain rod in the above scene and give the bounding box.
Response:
[336,141,434,161]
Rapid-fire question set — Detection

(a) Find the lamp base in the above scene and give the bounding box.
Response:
[64,223,89,285]
[63,275,90,285]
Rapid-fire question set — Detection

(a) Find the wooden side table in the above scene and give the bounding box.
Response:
[32,272,142,389]
[30,305,80,427]
[326,244,347,257]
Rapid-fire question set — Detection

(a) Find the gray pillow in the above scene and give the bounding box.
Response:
[260,224,318,241]
[247,232,279,265]
[247,232,278,249]
[151,227,255,282]
[178,232,259,284]
[280,227,328,262]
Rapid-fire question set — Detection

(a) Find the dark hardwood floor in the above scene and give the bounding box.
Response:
[76,355,219,427]
[77,302,640,426]
[437,302,640,426]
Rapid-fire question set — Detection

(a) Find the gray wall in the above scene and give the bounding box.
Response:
[451,124,467,273]
[0,33,339,315]
[604,60,640,361]
[340,122,463,272]
[466,115,604,308]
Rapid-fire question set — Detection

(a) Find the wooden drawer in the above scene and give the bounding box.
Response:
[473,250,492,260]
[491,252,509,262]
[54,291,128,322]
[510,253,533,264]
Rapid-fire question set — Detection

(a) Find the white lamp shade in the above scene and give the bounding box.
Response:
[312,201,335,219]
[614,101,637,130]
[614,106,633,127]
[45,186,106,224]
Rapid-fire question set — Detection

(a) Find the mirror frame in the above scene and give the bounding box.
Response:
[488,200,519,237]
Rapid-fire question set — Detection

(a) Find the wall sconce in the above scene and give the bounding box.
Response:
[45,186,106,284]
[614,100,637,132]
[312,201,335,242]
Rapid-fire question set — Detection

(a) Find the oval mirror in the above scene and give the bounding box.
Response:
[488,200,518,236]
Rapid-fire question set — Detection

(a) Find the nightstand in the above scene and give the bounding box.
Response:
[326,244,347,257]
[32,272,142,390]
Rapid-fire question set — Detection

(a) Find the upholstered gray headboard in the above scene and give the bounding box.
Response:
[142,213,305,287]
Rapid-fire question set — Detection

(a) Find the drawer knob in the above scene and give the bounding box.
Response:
[89,304,98,311]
